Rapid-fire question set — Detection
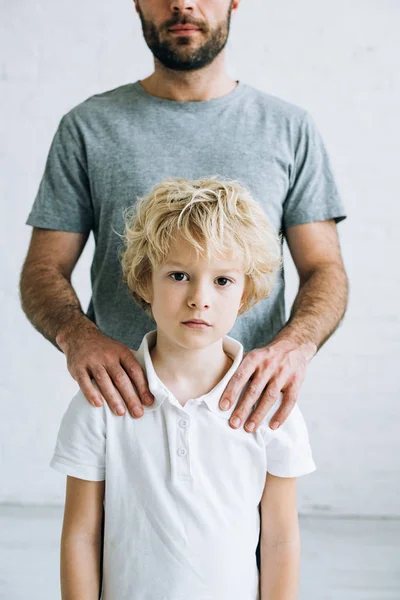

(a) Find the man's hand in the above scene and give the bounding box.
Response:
[57,326,153,418]
[219,338,316,432]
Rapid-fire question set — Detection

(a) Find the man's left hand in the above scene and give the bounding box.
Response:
[219,338,317,432]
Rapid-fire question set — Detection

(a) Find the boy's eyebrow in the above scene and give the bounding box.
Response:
[163,260,243,273]
[163,261,188,267]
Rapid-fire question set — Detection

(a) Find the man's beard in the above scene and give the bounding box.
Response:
[137,4,232,71]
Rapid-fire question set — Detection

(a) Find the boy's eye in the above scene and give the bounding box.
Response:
[216,277,231,287]
[169,273,232,286]
[170,272,188,281]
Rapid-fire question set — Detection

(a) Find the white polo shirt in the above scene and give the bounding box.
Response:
[50,331,316,600]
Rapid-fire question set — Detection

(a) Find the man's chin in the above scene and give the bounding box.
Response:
[154,55,209,72]
[161,39,203,59]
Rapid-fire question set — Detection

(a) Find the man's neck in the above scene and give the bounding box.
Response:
[140,54,237,102]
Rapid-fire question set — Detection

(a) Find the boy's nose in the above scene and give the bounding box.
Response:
[189,298,210,309]
[187,286,210,309]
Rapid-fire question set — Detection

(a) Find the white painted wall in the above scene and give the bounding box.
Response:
[1,0,399,516]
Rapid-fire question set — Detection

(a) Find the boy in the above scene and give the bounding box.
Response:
[50,177,316,599]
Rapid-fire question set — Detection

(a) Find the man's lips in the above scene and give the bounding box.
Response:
[168,25,200,34]
[169,25,200,31]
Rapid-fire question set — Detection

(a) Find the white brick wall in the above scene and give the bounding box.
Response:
[1,0,399,516]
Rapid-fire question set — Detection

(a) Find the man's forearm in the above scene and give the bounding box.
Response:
[260,540,300,600]
[274,263,349,352]
[19,264,97,351]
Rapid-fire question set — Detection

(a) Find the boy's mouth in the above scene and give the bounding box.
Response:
[182,319,211,327]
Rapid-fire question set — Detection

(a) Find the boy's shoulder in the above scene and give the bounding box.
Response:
[64,382,111,425]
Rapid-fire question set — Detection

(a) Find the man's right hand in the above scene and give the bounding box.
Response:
[56,324,154,418]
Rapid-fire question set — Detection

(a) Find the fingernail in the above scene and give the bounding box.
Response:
[220,400,230,410]
[133,406,144,418]
[246,422,255,432]
[144,394,154,405]
[231,416,241,428]
[270,421,280,430]
[116,406,126,416]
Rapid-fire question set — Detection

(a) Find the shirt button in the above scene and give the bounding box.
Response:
[177,448,187,457]
[179,419,189,428]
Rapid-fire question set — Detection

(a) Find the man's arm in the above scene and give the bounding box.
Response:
[20,228,93,348]
[260,474,300,600]
[19,227,152,417]
[275,218,349,349]
[60,476,105,600]
[219,219,348,432]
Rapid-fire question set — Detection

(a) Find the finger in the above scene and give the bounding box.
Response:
[75,370,105,408]
[89,366,128,417]
[268,383,299,430]
[108,365,145,419]
[228,373,271,430]
[243,382,283,432]
[219,359,255,412]
[120,351,154,407]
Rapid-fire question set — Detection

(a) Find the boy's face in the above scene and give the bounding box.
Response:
[144,233,246,349]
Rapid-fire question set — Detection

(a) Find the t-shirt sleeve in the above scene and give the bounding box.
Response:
[26,113,94,233]
[50,388,106,481]
[262,394,316,478]
[282,112,346,228]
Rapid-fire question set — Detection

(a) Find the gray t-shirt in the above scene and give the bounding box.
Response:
[26,81,346,352]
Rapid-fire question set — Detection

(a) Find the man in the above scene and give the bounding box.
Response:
[20,0,348,435]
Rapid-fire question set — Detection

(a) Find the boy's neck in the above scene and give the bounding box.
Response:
[149,329,234,405]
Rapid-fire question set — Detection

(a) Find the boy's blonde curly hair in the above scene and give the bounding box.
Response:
[120,176,282,319]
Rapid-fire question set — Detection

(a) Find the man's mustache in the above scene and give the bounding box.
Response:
[163,15,208,32]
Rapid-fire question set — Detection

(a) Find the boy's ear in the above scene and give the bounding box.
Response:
[141,291,152,304]
[141,281,153,305]
[240,285,249,308]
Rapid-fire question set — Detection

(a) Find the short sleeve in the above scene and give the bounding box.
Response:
[262,395,316,478]
[283,112,346,228]
[26,114,94,233]
[50,388,106,481]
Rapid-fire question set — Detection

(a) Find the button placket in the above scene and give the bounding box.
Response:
[176,412,191,481]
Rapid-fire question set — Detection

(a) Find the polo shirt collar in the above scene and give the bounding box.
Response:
[134,330,244,419]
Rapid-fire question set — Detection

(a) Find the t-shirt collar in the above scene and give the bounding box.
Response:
[134,330,244,419]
